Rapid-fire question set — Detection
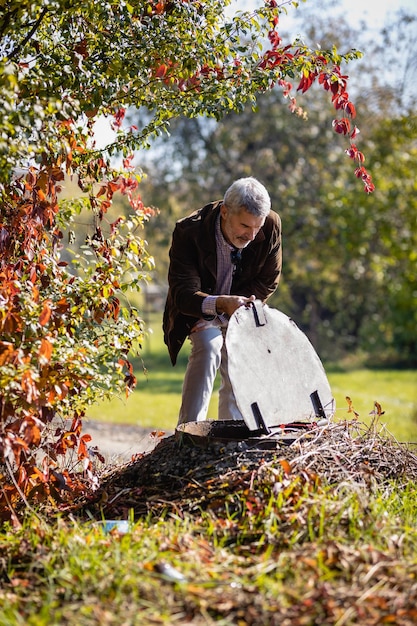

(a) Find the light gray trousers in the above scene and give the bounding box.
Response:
[178,326,244,424]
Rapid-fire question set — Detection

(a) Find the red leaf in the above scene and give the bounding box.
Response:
[344,101,356,118]
[155,64,168,78]
[332,118,351,135]
[350,125,360,139]
[108,180,120,194]
[345,143,365,163]
[297,71,316,93]
[113,108,126,129]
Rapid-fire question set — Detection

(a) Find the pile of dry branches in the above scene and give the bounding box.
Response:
[76,419,417,521]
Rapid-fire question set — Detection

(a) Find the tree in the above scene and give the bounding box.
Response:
[0,0,370,519]
[135,7,417,365]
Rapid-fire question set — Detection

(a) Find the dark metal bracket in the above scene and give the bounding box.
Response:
[251,402,270,435]
[251,301,266,327]
[310,390,326,419]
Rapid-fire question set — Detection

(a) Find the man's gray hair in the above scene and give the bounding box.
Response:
[223,177,271,217]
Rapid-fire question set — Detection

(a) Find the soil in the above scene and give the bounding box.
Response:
[85,419,174,463]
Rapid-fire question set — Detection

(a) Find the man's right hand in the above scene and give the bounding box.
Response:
[216,294,256,317]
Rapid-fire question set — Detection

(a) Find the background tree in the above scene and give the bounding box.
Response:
[137,5,417,365]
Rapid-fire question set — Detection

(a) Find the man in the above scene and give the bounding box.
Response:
[163,177,282,425]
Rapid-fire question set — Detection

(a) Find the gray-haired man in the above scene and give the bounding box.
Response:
[163,177,282,425]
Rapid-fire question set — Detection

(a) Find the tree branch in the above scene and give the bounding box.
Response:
[7,7,49,62]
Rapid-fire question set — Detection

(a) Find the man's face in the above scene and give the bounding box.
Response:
[220,204,265,249]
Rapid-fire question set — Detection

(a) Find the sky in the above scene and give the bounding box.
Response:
[232,0,417,44]
[338,0,416,27]
[238,0,416,30]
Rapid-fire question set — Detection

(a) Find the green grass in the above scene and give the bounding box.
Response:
[2,311,417,625]
[86,313,417,441]
[328,368,417,441]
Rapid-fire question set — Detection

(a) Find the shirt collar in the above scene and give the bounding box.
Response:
[215,211,234,252]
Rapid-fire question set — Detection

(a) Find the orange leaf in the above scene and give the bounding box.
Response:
[0,341,14,366]
[22,422,41,447]
[279,459,292,475]
[78,439,89,459]
[346,396,359,418]
[47,388,57,403]
[374,401,384,416]
[150,430,165,439]
[39,337,53,363]
[62,432,77,448]
[39,300,52,326]
[21,371,39,403]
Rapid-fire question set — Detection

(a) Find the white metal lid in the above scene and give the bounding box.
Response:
[226,302,335,431]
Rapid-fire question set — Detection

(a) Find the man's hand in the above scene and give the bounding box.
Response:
[216,294,256,317]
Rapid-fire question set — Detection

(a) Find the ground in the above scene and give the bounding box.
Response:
[85,419,174,463]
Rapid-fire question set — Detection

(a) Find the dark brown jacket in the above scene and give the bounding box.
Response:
[163,200,282,365]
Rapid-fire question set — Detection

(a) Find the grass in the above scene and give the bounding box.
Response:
[2,432,417,625]
[328,368,417,441]
[1,300,417,623]
[86,313,417,441]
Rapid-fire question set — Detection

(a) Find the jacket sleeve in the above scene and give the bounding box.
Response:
[167,221,213,319]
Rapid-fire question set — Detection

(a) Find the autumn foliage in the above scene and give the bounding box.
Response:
[0,154,156,521]
[0,0,372,520]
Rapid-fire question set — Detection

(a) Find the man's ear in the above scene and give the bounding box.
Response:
[220,203,228,219]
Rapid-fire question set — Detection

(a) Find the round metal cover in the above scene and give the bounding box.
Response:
[226,303,335,431]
